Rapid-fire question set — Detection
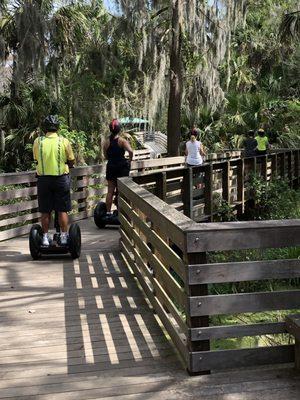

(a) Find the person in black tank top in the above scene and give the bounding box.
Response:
[104,119,133,214]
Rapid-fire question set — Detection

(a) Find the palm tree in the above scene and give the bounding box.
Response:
[280,10,300,42]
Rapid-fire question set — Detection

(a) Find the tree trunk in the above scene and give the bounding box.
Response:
[167,0,183,156]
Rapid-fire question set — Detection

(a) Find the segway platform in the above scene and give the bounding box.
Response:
[94,202,120,229]
[29,223,81,260]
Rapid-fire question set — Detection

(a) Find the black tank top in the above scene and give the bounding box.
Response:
[106,137,126,163]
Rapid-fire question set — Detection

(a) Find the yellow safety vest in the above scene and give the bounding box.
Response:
[34,133,70,176]
[255,136,268,151]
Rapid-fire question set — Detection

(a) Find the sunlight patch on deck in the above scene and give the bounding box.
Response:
[109,252,121,272]
[80,314,94,364]
[119,314,142,361]
[99,314,119,364]
[135,314,160,357]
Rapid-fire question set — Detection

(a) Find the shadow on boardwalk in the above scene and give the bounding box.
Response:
[0,218,300,399]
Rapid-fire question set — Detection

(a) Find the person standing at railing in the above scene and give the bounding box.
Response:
[33,115,75,246]
[103,119,133,216]
[243,130,258,157]
[185,129,206,166]
[255,128,269,156]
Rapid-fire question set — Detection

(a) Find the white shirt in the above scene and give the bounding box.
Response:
[186,140,203,165]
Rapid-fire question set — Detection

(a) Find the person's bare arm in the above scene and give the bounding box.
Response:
[121,138,134,161]
[185,144,188,156]
[199,144,206,156]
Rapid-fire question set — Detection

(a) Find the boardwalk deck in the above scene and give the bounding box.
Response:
[0,218,299,399]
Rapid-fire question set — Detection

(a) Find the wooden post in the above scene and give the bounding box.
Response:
[262,155,268,181]
[185,251,210,375]
[155,171,167,201]
[77,175,87,216]
[182,168,193,218]
[294,150,299,188]
[287,151,293,187]
[237,158,245,216]
[222,161,230,203]
[271,153,278,180]
[204,164,213,222]
[280,152,286,180]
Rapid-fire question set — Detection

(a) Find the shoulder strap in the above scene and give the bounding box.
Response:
[39,136,45,175]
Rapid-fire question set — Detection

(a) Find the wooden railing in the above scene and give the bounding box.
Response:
[133,150,300,222]
[118,149,300,374]
[0,151,241,241]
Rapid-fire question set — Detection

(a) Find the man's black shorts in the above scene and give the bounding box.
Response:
[37,175,72,213]
[106,161,130,182]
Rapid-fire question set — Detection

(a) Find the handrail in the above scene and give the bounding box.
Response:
[118,148,300,374]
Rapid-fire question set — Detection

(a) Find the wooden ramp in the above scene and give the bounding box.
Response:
[0,218,299,399]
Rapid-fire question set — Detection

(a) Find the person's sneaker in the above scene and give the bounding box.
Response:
[60,232,69,246]
[42,233,50,247]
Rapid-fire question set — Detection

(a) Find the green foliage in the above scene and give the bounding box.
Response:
[246,175,299,220]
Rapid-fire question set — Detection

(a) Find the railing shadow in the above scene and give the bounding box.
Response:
[63,249,177,375]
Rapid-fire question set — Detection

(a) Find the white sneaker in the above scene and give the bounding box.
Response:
[42,234,50,247]
[60,233,69,246]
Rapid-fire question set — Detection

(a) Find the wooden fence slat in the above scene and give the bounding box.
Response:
[119,213,186,309]
[189,322,286,341]
[189,290,300,316]
[188,259,300,284]
[119,197,186,282]
[186,219,300,252]
[0,199,38,216]
[0,186,37,201]
[118,177,190,251]
[190,345,294,372]
[120,239,189,364]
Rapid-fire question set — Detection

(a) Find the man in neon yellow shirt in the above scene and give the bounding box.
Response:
[255,128,269,156]
[33,115,75,246]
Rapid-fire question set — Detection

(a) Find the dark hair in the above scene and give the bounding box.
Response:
[43,115,59,132]
[189,128,199,140]
[257,128,265,137]
[247,130,255,137]
[109,119,121,139]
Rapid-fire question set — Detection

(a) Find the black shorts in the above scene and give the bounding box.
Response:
[106,161,130,182]
[37,175,71,213]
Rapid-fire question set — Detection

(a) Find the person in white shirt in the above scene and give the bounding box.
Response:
[185,129,206,166]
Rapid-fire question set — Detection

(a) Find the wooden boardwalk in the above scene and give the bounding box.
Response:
[0,218,300,399]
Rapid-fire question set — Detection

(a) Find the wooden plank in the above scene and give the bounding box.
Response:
[119,213,186,308]
[120,228,188,337]
[186,219,300,252]
[204,164,213,222]
[0,186,37,201]
[189,322,286,341]
[118,178,191,251]
[189,290,300,316]
[0,171,36,186]
[70,164,104,177]
[121,241,189,365]
[0,212,40,228]
[119,197,186,282]
[222,161,230,202]
[285,314,300,339]
[182,168,193,218]
[155,172,167,201]
[131,157,185,172]
[0,224,31,241]
[0,199,38,215]
[188,259,300,284]
[190,345,294,372]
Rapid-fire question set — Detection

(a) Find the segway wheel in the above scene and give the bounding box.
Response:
[69,223,81,259]
[94,202,107,229]
[29,224,43,260]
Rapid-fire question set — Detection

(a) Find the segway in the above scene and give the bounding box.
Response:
[29,212,81,260]
[94,202,120,228]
